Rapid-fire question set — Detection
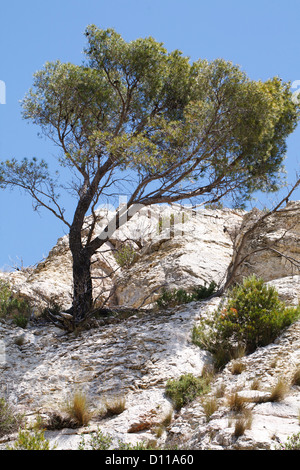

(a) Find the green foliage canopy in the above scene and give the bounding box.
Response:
[1,25,298,216]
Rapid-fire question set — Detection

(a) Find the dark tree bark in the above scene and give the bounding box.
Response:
[71,248,93,326]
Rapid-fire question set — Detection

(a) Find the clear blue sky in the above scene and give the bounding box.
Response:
[0,0,300,269]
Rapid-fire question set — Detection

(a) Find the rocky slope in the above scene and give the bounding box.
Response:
[0,204,245,311]
[0,202,300,450]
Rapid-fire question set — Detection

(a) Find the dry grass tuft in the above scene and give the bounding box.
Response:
[65,390,93,427]
[102,396,126,417]
[230,360,246,375]
[234,409,253,438]
[292,368,300,387]
[268,378,288,402]
[202,396,218,422]
[227,392,248,413]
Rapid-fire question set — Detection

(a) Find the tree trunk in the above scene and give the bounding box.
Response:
[71,248,93,326]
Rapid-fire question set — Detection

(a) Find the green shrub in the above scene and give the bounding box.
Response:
[0,398,24,437]
[275,432,300,450]
[78,428,113,450]
[0,280,11,315]
[117,440,157,450]
[13,313,29,328]
[78,429,158,450]
[6,428,56,450]
[0,280,30,326]
[165,373,211,410]
[114,244,138,268]
[192,275,300,369]
[157,281,217,309]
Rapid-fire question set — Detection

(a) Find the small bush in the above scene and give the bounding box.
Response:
[250,378,261,390]
[192,276,300,369]
[0,280,12,315]
[13,313,29,328]
[0,280,31,326]
[275,432,300,450]
[230,360,246,375]
[165,373,211,410]
[78,428,113,450]
[0,398,24,437]
[41,297,63,321]
[117,440,157,450]
[43,412,78,430]
[78,429,158,450]
[6,428,55,450]
[114,244,138,268]
[157,281,217,309]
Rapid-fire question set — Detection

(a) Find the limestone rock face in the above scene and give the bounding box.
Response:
[167,316,300,451]
[1,202,300,450]
[0,205,245,311]
[232,201,300,284]
[113,205,244,308]
[0,301,211,449]
[0,234,118,312]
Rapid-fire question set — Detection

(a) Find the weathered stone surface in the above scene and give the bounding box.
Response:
[113,205,244,308]
[232,201,300,285]
[1,202,300,450]
[0,205,244,311]
[0,301,210,449]
[267,275,300,306]
[167,317,300,450]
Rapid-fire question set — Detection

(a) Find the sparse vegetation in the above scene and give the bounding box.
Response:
[6,428,56,450]
[78,427,113,450]
[0,280,31,326]
[42,411,78,430]
[13,313,29,328]
[275,432,300,450]
[0,280,13,316]
[230,360,246,375]
[233,409,253,438]
[113,243,138,269]
[0,397,24,437]
[267,377,288,402]
[292,368,300,387]
[201,397,218,422]
[192,275,300,369]
[250,378,261,391]
[165,373,211,410]
[101,396,126,418]
[153,409,173,438]
[117,440,158,450]
[64,390,93,427]
[227,392,248,413]
[156,281,217,309]
[78,428,159,450]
